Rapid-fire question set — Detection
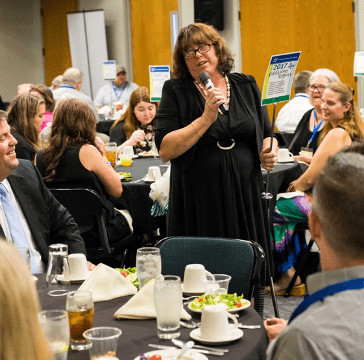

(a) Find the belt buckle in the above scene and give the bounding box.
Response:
[217,139,235,150]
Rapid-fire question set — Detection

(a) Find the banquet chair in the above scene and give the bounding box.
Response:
[49,188,135,265]
[156,236,266,318]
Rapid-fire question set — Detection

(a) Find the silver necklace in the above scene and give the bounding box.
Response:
[195,75,230,116]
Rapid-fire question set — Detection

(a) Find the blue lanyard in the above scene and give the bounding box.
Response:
[306,110,323,147]
[289,277,364,324]
[294,94,309,99]
[112,83,126,101]
[60,85,75,89]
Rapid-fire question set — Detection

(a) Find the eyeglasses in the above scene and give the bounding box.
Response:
[184,44,212,60]
[309,85,326,93]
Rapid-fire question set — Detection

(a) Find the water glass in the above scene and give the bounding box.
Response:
[204,274,231,295]
[46,244,70,296]
[136,247,161,288]
[154,275,182,339]
[83,327,122,359]
[38,310,70,360]
[66,290,95,351]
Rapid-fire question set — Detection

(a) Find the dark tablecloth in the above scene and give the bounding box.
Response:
[114,158,168,234]
[37,274,269,360]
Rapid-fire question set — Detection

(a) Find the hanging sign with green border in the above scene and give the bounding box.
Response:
[354,52,364,76]
[149,66,170,102]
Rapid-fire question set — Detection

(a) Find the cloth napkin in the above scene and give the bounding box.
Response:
[114,278,191,320]
[77,263,137,302]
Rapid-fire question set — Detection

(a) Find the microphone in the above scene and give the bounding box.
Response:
[199,71,229,115]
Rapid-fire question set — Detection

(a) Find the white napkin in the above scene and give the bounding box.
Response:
[114,278,191,320]
[276,191,305,200]
[77,263,137,302]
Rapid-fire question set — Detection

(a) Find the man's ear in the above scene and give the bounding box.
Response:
[308,211,322,246]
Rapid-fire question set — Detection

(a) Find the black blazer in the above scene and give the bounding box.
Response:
[3,160,87,265]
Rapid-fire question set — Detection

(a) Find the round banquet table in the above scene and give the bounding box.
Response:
[36,274,269,360]
[114,157,168,234]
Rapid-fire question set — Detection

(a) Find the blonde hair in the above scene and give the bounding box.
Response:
[319,82,364,144]
[0,241,54,360]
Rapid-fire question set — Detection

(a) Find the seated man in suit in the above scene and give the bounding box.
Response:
[265,148,364,359]
[0,111,90,273]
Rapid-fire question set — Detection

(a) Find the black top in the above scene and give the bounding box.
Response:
[289,108,323,155]
[36,145,130,245]
[11,129,36,161]
[110,120,155,154]
[155,73,271,251]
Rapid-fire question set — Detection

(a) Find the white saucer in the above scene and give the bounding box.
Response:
[133,349,207,360]
[57,271,92,284]
[190,325,243,345]
[143,176,156,183]
[277,159,295,164]
[182,284,205,296]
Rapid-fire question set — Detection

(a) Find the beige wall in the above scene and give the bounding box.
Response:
[0,0,44,102]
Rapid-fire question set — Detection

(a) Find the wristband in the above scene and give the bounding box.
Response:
[106,161,112,166]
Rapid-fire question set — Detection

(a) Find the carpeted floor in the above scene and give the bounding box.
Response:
[263,294,304,320]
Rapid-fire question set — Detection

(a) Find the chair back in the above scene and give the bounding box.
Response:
[49,188,111,254]
[156,236,265,300]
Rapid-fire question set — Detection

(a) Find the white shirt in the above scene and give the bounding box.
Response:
[0,179,45,273]
[275,94,313,133]
[94,81,139,108]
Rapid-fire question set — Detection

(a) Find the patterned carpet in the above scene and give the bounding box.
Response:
[263,294,304,320]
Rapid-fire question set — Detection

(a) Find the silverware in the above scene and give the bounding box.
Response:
[129,175,148,184]
[148,344,224,356]
[173,341,194,360]
[172,339,229,353]
[183,295,199,301]
[180,320,197,329]
[194,322,260,329]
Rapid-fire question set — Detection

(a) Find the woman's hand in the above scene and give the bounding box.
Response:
[129,129,145,145]
[260,147,278,171]
[202,87,225,124]
[95,136,106,156]
[287,181,296,192]
[264,318,288,341]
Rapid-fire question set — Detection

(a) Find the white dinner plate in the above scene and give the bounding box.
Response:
[188,299,251,313]
[138,153,158,158]
[190,325,243,345]
[133,349,208,360]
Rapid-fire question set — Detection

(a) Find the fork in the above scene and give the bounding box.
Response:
[180,320,199,328]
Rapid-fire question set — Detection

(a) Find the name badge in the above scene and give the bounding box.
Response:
[300,147,313,157]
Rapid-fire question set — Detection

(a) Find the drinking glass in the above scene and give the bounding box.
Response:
[105,142,117,168]
[38,310,70,360]
[154,275,182,339]
[46,244,70,296]
[204,274,231,295]
[66,290,95,351]
[17,247,31,271]
[136,247,161,289]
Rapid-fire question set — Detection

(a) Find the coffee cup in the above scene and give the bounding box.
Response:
[183,264,214,293]
[68,253,88,281]
[123,146,134,157]
[200,304,239,340]
[147,166,161,181]
[277,148,294,162]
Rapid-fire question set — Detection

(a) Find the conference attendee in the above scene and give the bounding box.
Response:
[94,65,139,111]
[52,67,99,120]
[0,241,54,360]
[0,112,88,274]
[265,149,364,360]
[30,84,55,131]
[269,82,364,295]
[275,70,313,133]
[289,68,340,165]
[109,87,158,155]
[50,74,63,91]
[35,98,132,255]
[17,83,33,95]
[7,93,45,161]
[155,23,278,249]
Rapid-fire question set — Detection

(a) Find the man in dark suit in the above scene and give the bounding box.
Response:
[0,112,87,272]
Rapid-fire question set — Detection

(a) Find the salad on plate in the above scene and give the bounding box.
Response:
[188,293,250,313]
[116,267,139,289]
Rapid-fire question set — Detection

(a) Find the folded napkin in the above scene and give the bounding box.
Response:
[114,279,191,320]
[77,263,137,302]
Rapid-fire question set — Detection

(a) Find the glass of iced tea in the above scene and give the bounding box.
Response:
[66,290,95,351]
[105,142,117,168]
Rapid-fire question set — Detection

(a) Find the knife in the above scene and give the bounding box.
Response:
[148,344,224,356]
